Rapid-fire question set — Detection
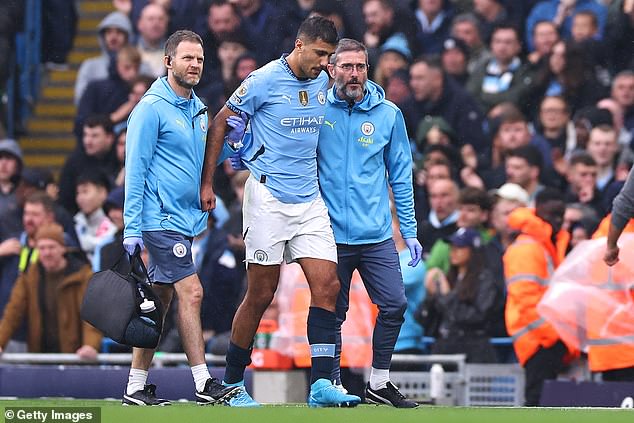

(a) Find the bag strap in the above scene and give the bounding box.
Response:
[129,246,151,286]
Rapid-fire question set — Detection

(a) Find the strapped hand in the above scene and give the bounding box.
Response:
[226,112,248,146]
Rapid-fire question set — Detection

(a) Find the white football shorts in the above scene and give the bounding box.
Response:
[242,174,337,265]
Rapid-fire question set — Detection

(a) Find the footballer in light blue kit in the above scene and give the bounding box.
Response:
[199,16,361,408]
[225,56,328,204]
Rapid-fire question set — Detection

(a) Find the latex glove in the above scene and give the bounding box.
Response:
[230,150,247,171]
[226,113,247,147]
[123,236,144,256]
[405,238,423,267]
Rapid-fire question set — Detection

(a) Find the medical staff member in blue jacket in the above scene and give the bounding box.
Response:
[319,38,422,408]
[121,30,240,407]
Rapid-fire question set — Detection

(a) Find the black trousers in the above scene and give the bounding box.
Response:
[523,340,567,406]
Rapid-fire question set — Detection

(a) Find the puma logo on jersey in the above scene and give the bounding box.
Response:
[281,94,292,104]
[324,120,336,130]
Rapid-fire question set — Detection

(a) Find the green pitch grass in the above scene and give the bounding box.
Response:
[1,400,632,423]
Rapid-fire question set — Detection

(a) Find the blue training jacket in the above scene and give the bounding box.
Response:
[317,80,417,245]
[124,77,232,239]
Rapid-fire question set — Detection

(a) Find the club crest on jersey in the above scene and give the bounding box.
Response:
[361,121,375,136]
[299,90,309,106]
[237,84,248,97]
[318,91,326,105]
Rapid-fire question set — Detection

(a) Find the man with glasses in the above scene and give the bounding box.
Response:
[318,38,421,408]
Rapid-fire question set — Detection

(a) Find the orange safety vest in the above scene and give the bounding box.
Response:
[504,208,574,365]
[586,218,634,372]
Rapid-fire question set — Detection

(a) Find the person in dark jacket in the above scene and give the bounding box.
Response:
[423,227,501,363]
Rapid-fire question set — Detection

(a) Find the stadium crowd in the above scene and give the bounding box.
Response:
[0,0,634,406]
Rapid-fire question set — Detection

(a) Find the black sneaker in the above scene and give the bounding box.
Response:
[122,384,171,406]
[196,377,240,405]
[365,381,418,408]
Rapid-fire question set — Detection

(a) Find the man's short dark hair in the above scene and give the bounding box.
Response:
[83,114,113,134]
[76,169,111,191]
[507,144,543,171]
[491,22,521,43]
[459,187,492,211]
[535,187,564,208]
[297,16,338,45]
[568,151,596,168]
[25,191,55,214]
[165,30,204,58]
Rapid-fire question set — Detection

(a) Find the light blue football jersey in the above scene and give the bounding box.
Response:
[226,56,329,204]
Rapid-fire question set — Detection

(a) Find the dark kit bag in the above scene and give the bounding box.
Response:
[81,249,163,349]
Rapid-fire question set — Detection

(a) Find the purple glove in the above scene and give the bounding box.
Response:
[230,150,247,171]
[226,112,247,147]
[405,238,423,267]
[123,236,144,256]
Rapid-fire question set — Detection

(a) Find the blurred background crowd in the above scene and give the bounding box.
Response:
[0,0,633,372]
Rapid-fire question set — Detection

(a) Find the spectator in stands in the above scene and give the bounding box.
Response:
[586,124,618,192]
[113,125,127,187]
[0,192,69,349]
[372,34,411,88]
[135,3,169,77]
[402,56,486,152]
[0,222,100,357]
[504,188,577,406]
[198,33,251,122]
[564,151,604,217]
[571,10,599,43]
[531,40,607,116]
[0,169,78,245]
[41,0,77,70]
[534,96,575,162]
[451,13,491,75]
[425,187,492,277]
[231,0,294,66]
[75,46,147,141]
[527,21,560,66]
[74,11,134,105]
[418,178,460,255]
[486,183,529,337]
[423,227,500,363]
[610,71,634,138]
[200,0,243,87]
[92,185,126,273]
[525,0,607,52]
[0,1,24,107]
[384,69,411,106]
[473,0,508,43]
[310,0,351,39]
[605,0,634,73]
[74,171,117,261]
[361,0,417,71]
[0,139,22,218]
[59,115,119,215]
[473,107,551,190]
[467,23,535,114]
[440,37,469,86]
[505,145,545,204]
[414,156,455,225]
[412,0,454,55]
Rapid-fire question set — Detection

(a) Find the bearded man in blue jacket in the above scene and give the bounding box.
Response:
[122,30,240,406]
[318,38,422,408]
